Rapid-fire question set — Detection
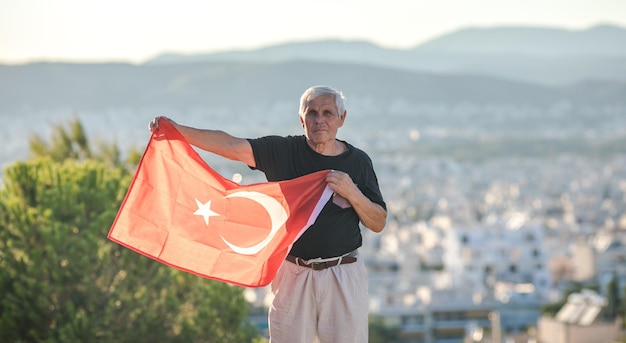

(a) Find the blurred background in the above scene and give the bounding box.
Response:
[2,1,626,342]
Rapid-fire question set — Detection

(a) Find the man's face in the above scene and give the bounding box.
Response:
[300,94,345,145]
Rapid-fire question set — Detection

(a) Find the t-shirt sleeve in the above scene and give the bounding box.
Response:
[360,155,387,211]
[247,135,290,180]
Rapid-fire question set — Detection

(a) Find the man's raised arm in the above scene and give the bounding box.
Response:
[149,116,255,167]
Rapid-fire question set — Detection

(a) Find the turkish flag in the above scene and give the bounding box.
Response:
[108,119,333,287]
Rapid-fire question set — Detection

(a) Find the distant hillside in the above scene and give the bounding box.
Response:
[149,40,397,66]
[145,24,626,85]
[1,60,625,113]
[413,24,626,56]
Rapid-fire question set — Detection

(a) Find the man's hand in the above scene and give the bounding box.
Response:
[148,116,176,133]
[325,170,358,201]
[325,170,387,232]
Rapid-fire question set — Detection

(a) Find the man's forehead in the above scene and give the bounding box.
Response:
[305,95,336,109]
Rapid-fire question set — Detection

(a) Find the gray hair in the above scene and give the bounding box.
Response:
[299,85,346,117]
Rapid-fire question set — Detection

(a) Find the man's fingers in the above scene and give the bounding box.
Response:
[148,116,161,132]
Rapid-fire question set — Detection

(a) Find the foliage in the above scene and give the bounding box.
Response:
[28,117,141,168]
[605,273,621,320]
[1,132,261,341]
[368,316,400,343]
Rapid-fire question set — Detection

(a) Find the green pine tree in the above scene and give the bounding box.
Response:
[605,273,621,320]
[28,117,141,168]
[0,119,262,342]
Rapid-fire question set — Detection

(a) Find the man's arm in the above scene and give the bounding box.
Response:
[150,117,256,167]
[325,170,387,233]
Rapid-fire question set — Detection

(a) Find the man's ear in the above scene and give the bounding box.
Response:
[299,114,305,128]
[339,111,347,126]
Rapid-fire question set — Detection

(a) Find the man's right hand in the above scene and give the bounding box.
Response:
[149,116,176,133]
[148,116,160,132]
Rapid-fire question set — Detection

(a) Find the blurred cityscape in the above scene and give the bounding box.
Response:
[229,101,626,343]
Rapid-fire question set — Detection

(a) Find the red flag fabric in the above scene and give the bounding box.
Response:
[108,120,333,287]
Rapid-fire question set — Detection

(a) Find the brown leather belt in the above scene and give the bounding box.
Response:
[285,254,357,271]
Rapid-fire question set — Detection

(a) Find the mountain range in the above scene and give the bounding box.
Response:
[1,24,625,113]
[147,24,626,85]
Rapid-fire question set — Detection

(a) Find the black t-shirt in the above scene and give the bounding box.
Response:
[247,135,386,259]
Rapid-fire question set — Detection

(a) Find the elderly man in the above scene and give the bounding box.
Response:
[150,85,386,343]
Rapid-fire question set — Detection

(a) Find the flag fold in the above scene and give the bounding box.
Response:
[108,119,333,287]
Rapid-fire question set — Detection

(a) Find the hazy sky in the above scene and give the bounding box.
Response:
[2,0,625,64]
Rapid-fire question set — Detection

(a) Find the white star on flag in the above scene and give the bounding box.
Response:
[194,198,220,225]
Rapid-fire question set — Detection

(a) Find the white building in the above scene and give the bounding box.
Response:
[442,213,551,300]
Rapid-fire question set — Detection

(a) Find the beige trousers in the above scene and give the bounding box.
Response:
[268,257,369,343]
